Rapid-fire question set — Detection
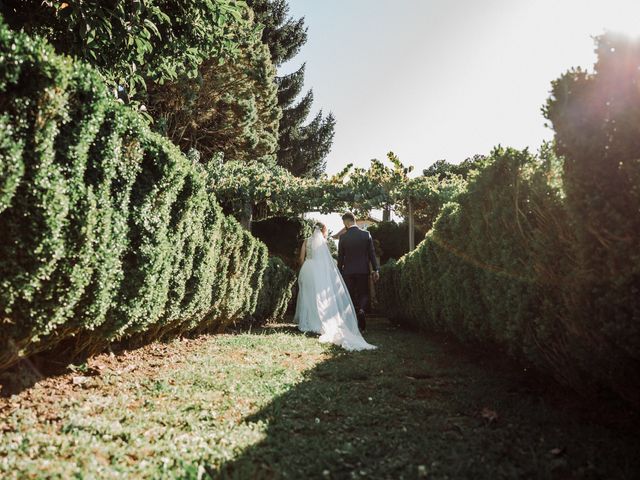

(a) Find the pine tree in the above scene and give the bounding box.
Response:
[247,0,336,177]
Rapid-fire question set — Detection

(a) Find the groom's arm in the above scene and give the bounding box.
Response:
[338,238,345,273]
[367,233,379,272]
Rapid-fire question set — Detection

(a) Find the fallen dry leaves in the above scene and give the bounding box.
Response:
[480,407,499,423]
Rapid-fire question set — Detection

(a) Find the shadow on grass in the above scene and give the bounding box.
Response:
[0,313,302,398]
[0,341,128,398]
[211,318,640,480]
[0,329,213,398]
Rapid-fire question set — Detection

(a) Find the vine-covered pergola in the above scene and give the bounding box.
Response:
[210,152,466,250]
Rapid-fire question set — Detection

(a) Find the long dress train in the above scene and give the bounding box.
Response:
[294,229,376,351]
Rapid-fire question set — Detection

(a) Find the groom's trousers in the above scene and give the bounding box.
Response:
[343,274,370,331]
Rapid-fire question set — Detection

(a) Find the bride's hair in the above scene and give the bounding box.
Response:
[314,222,328,237]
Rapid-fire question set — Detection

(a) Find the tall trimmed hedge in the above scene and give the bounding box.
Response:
[254,256,296,323]
[544,33,640,399]
[378,144,640,403]
[0,23,268,369]
[379,34,640,404]
[251,216,314,268]
[368,221,427,265]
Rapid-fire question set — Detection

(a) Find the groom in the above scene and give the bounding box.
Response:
[337,212,380,332]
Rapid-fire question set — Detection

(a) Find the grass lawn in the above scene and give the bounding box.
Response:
[0,317,638,479]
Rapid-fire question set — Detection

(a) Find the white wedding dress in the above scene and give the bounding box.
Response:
[294,228,377,351]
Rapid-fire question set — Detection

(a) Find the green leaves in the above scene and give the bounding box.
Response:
[212,151,464,225]
[544,32,640,403]
[253,256,295,323]
[0,0,252,103]
[0,23,269,371]
[378,138,640,405]
[147,14,281,164]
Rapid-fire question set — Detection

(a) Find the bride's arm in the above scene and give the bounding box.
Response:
[298,239,307,266]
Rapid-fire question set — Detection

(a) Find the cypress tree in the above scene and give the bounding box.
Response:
[247,0,336,177]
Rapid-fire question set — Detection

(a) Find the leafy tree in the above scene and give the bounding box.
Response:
[398,174,467,231]
[423,155,486,180]
[1,1,282,164]
[147,11,281,163]
[329,152,413,218]
[210,150,464,229]
[0,0,249,99]
[247,0,336,177]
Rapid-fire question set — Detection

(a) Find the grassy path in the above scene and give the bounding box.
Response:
[1,317,638,479]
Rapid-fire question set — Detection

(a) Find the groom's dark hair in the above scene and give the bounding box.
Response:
[342,212,356,223]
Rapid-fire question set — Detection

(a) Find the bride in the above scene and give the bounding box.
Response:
[294,222,376,351]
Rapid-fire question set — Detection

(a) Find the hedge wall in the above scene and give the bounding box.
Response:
[251,216,315,269]
[253,256,296,323]
[368,221,427,265]
[378,145,640,404]
[0,22,269,369]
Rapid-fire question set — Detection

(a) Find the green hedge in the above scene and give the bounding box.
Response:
[368,221,427,265]
[251,216,314,268]
[253,256,297,323]
[0,23,268,369]
[378,144,640,403]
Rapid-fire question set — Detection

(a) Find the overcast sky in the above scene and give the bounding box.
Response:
[281,0,640,229]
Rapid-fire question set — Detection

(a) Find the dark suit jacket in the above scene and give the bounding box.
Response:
[338,226,379,275]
